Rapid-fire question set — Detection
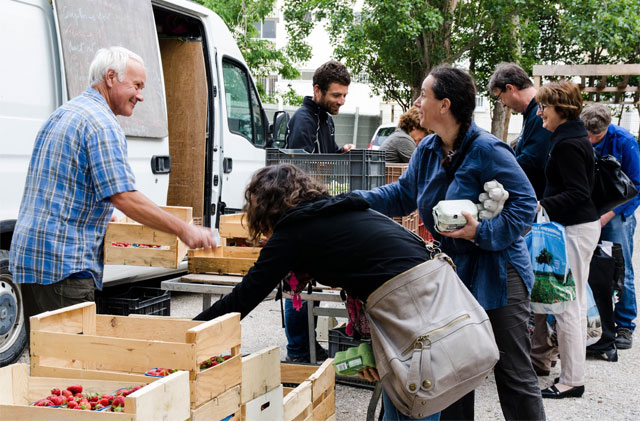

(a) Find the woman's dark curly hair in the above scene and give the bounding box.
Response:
[429,66,477,168]
[242,164,328,242]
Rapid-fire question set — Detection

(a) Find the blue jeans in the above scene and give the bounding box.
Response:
[601,213,637,332]
[381,387,440,421]
[284,298,315,359]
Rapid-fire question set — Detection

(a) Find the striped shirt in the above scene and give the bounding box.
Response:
[10,88,136,288]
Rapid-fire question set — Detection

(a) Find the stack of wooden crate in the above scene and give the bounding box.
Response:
[240,347,284,420]
[188,213,262,276]
[28,302,243,421]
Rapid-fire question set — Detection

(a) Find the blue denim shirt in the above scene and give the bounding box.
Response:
[356,122,537,310]
[592,124,640,217]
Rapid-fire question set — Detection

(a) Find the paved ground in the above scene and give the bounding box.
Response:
[16,215,640,420]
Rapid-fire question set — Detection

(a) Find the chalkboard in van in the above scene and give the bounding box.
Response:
[55,0,168,138]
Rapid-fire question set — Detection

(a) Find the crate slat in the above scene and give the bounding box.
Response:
[241,346,281,404]
[190,385,241,421]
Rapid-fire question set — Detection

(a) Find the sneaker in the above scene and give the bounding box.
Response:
[615,328,633,350]
[285,354,310,363]
[315,342,329,361]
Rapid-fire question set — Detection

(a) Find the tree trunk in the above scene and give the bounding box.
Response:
[491,102,506,139]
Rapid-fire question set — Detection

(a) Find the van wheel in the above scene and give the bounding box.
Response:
[0,250,27,367]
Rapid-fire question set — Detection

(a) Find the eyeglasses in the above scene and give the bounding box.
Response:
[495,90,504,102]
[538,103,550,112]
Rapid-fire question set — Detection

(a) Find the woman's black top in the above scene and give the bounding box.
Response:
[540,119,599,226]
[194,193,429,321]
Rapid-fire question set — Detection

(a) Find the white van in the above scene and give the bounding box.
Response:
[0,0,286,365]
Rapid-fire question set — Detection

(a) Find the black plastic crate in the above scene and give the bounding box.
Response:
[96,286,171,316]
[266,148,386,193]
[328,325,376,390]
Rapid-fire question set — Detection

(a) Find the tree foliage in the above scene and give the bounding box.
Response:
[196,0,303,101]
[283,0,640,113]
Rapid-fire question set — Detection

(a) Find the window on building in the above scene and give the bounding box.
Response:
[254,18,277,39]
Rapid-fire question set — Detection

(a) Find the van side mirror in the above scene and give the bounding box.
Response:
[270,111,289,148]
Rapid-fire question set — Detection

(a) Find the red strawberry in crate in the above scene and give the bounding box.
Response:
[33,399,46,407]
[51,388,61,396]
[99,398,110,407]
[95,403,105,410]
[101,394,114,403]
[50,396,64,406]
[67,400,78,409]
[67,385,83,394]
[62,389,73,397]
[112,396,125,407]
[44,400,56,407]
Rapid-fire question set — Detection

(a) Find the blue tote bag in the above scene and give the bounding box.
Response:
[524,209,576,314]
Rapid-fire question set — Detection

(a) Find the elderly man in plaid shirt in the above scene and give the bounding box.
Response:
[10,46,216,323]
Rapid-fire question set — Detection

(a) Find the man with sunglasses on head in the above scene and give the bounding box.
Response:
[489,63,552,200]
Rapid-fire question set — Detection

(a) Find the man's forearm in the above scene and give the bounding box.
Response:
[110,190,187,238]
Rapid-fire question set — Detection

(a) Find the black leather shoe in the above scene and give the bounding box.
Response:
[541,384,585,399]
[587,347,618,362]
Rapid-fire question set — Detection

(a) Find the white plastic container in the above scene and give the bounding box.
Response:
[432,200,479,233]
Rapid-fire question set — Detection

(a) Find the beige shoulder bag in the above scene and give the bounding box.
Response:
[365,250,499,418]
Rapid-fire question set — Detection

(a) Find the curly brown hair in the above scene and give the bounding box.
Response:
[242,164,328,242]
[397,106,428,133]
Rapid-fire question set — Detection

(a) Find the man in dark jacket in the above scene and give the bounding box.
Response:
[282,60,354,363]
[285,60,355,153]
[489,63,556,376]
[489,63,551,200]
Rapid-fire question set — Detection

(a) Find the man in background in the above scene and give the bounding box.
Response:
[282,60,354,363]
[582,103,640,352]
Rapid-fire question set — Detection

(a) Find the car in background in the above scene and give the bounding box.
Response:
[367,123,397,150]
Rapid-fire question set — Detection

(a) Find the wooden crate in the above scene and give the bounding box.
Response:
[29,302,241,410]
[235,346,283,421]
[188,246,261,275]
[281,360,335,421]
[219,213,249,239]
[282,381,312,421]
[0,363,190,421]
[104,206,192,269]
[385,163,409,185]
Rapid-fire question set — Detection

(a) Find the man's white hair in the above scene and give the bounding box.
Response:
[88,46,144,88]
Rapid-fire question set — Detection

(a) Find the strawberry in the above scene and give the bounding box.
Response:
[33,399,47,407]
[95,403,105,410]
[67,400,78,409]
[131,385,142,393]
[51,388,61,396]
[112,396,125,407]
[88,393,99,402]
[67,384,83,394]
[50,396,64,406]
[62,389,73,397]
[99,398,110,407]
[112,405,124,412]
[44,400,56,407]
[223,354,232,360]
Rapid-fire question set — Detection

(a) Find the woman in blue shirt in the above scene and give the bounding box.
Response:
[357,66,545,421]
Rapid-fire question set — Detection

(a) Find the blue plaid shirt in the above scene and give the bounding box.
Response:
[10,89,136,288]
